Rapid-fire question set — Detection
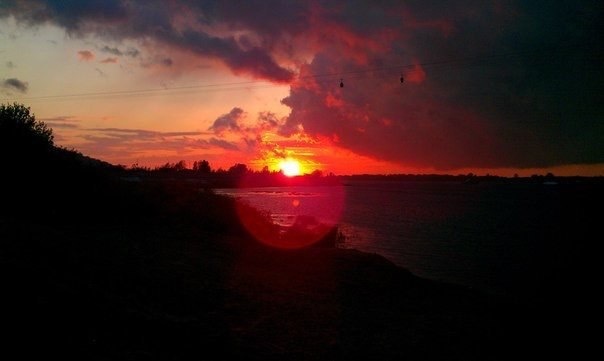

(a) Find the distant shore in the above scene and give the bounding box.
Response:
[119,166,604,189]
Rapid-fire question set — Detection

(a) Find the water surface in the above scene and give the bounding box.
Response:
[216,180,600,299]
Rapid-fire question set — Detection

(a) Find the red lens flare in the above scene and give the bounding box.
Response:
[234,177,346,249]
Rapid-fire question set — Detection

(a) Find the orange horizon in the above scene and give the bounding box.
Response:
[99,151,604,178]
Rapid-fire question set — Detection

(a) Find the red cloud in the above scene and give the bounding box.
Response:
[280,50,503,170]
[100,57,118,64]
[77,50,95,62]
[3,1,601,169]
[405,63,426,84]
[325,92,344,108]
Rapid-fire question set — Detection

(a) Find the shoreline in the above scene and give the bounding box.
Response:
[2,156,595,359]
[1,210,552,360]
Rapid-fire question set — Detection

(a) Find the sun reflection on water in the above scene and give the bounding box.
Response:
[220,185,345,249]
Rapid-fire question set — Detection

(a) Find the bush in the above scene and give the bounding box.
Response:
[0,103,54,158]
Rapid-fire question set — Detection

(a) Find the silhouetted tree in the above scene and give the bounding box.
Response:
[174,160,187,171]
[193,160,211,173]
[310,169,323,177]
[156,160,188,172]
[228,163,248,177]
[0,103,53,156]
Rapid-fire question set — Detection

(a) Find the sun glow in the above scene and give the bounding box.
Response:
[279,158,301,177]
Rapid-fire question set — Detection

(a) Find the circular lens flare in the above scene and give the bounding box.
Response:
[234,177,345,249]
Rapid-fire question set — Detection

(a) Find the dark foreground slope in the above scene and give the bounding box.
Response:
[0,150,597,360]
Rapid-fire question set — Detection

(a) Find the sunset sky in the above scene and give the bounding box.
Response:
[1,0,603,176]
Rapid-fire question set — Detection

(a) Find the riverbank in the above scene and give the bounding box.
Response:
[0,157,593,359]
[2,211,515,360]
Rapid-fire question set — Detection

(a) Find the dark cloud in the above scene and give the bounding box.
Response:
[40,115,80,129]
[209,137,239,151]
[1,78,29,93]
[257,112,280,128]
[100,45,139,57]
[124,47,139,57]
[160,58,172,67]
[100,45,122,56]
[205,109,285,154]
[209,107,244,134]
[2,0,602,169]
[88,128,205,138]
[0,0,295,82]
[78,134,194,158]
[280,1,604,169]
[140,56,174,68]
[155,29,293,81]
[10,0,130,32]
[73,127,228,161]
[235,111,285,136]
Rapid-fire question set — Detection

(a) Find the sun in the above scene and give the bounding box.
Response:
[279,158,301,177]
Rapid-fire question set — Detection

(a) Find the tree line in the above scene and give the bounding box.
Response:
[125,159,334,188]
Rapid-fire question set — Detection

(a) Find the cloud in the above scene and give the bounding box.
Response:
[161,58,172,67]
[100,45,122,56]
[256,111,280,129]
[88,128,206,138]
[209,107,245,135]
[99,45,139,58]
[204,108,289,156]
[6,61,15,68]
[77,50,94,61]
[281,48,505,169]
[278,1,604,169]
[140,56,174,69]
[40,115,80,129]
[2,1,602,169]
[404,64,426,84]
[155,29,293,81]
[1,78,29,93]
[40,115,79,123]
[18,0,129,32]
[69,127,233,163]
[209,137,239,151]
[0,0,296,82]
[100,57,117,64]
